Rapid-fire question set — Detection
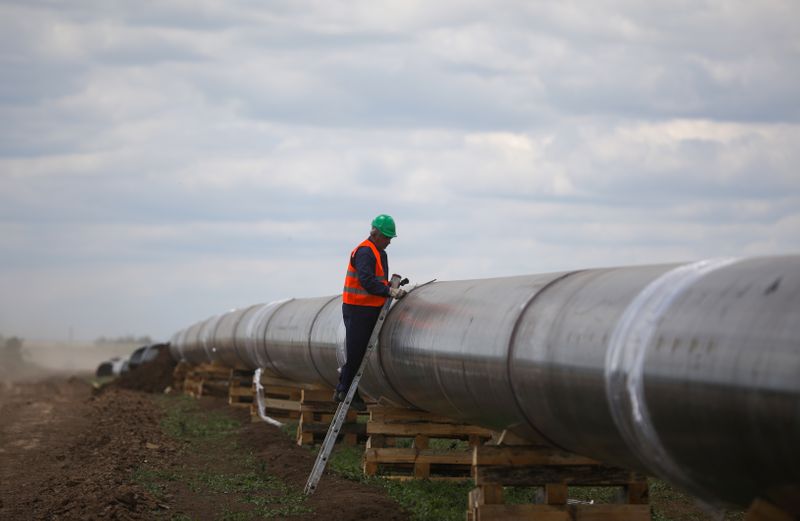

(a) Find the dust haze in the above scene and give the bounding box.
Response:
[0,337,138,383]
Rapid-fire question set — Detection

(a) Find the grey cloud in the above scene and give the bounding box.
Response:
[3,0,254,30]
[93,38,211,66]
[0,58,88,107]
[2,1,800,340]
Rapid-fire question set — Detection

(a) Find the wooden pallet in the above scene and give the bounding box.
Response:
[295,388,366,446]
[182,363,231,398]
[467,444,650,521]
[228,369,254,408]
[249,374,329,424]
[363,406,494,480]
[171,361,189,392]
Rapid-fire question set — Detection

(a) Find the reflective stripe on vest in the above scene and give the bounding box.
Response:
[342,239,388,307]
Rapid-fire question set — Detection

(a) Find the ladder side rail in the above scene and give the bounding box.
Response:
[303,274,401,495]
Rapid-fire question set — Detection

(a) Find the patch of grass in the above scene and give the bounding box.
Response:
[158,395,240,441]
[327,445,471,521]
[649,479,744,521]
[569,485,618,503]
[138,395,313,521]
[504,486,536,504]
[131,467,182,500]
[382,479,473,521]
[279,420,298,439]
[328,445,366,481]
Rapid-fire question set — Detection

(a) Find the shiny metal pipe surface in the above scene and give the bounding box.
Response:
[169,255,800,512]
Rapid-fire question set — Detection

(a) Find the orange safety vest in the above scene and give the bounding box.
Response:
[342,239,388,307]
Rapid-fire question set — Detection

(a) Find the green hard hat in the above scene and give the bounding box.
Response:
[371,214,397,238]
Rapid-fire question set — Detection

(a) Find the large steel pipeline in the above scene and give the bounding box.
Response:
[169,255,800,513]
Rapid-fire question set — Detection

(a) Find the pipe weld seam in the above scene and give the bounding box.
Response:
[246,299,292,374]
[604,257,739,490]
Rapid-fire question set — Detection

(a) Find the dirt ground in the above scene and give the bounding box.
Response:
[0,351,749,521]
[0,358,408,520]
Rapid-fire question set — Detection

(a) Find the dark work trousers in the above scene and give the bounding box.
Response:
[336,303,382,393]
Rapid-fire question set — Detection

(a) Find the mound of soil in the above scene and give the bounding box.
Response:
[0,378,176,520]
[113,347,176,393]
[1,361,409,520]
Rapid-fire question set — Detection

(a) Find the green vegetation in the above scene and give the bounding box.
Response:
[133,395,312,520]
[135,395,744,521]
[159,395,241,441]
[326,444,472,521]
[132,467,181,498]
[323,439,744,521]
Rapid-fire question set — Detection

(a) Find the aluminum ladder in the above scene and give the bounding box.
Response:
[303,274,404,495]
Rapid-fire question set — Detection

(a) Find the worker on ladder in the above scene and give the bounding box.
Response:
[336,214,407,411]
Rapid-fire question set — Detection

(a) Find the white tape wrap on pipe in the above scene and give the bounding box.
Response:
[605,257,739,493]
[253,368,285,428]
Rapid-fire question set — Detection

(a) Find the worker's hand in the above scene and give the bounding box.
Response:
[389,287,407,299]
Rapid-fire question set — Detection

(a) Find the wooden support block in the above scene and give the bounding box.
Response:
[365,448,417,464]
[572,504,651,521]
[474,465,640,487]
[258,374,329,391]
[296,431,314,446]
[297,422,366,435]
[414,434,429,449]
[367,434,387,448]
[365,448,475,466]
[475,504,570,521]
[364,447,474,480]
[622,482,649,504]
[478,484,504,505]
[545,484,568,505]
[368,421,493,438]
[261,397,302,412]
[172,362,189,390]
[364,459,378,476]
[368,406,452,423]
[262,386,302,400]
[229,386,254,397]
[301,388,335,403]
[192,363,232,379]
[201,380,230,396]
[183,380,203,397]
[265,409,301,421]
[473,446,599,467]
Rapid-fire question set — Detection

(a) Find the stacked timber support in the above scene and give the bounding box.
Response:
[295,389,367,446]
[467,444,650,521]
[363,405,494,480]
[249,374,306,423]
[182,363,231,398]
[171,361,189,392]
[228,369,254,408]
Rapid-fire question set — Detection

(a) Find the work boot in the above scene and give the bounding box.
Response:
[350,392,367,412]
[333,390,346,403]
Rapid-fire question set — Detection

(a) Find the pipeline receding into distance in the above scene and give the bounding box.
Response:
[169,255,800,513]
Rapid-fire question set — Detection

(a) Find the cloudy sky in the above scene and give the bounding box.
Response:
[1,1,799,342]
